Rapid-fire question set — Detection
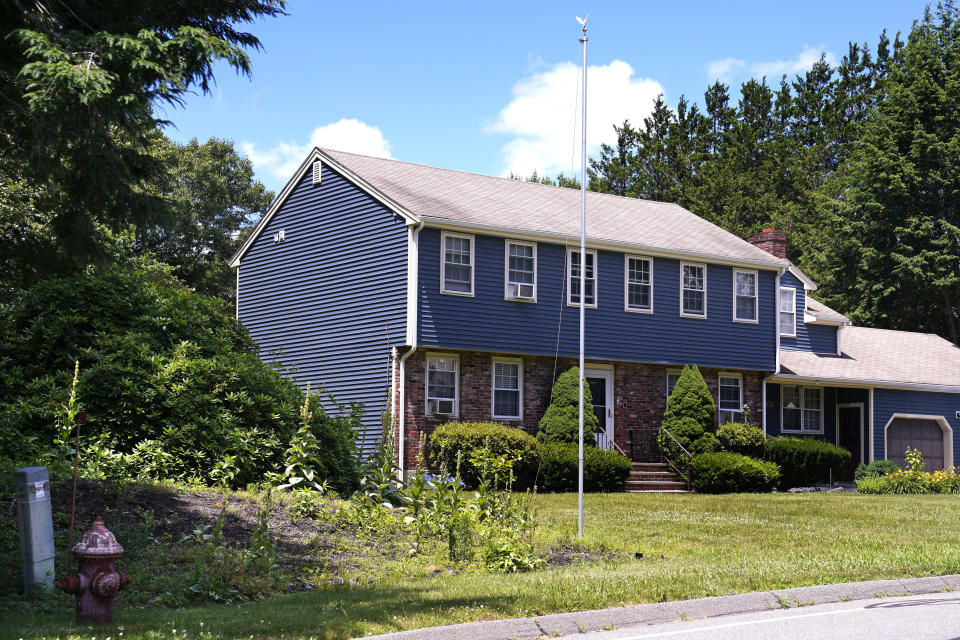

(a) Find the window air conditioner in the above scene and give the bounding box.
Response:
[431,399,455,415]
[508,283,535,300]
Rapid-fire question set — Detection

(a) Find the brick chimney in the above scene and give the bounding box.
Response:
[748,228,786,259]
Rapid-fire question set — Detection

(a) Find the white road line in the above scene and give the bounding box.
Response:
[616,605,872,639]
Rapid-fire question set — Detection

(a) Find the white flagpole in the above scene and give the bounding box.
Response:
[577,15,588,540]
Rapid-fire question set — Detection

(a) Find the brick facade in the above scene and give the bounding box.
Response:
[393,348,765,471]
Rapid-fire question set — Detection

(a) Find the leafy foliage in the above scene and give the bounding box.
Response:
[716,422,767,458]
[536,442,631,493]
[430,422,539,489]
[537,367,599,445]
[854,459,899,482]
[0,265,359,491]
[690,452,780,494]
[764,437,851,488]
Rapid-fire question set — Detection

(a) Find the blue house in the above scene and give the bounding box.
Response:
[231,148,960,478]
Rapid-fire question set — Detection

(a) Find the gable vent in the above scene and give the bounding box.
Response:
[312,160,322,185]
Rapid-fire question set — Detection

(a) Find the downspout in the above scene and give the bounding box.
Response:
[398,219,424,480]
[762,266,786,436]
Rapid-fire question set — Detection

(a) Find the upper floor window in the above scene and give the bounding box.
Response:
[441,232,474,296]
[426,354,458,416]
[733,269,758,323]
[779,287,796,337]
[666,370,682,400]
[625,256,653,313]
[680,262,706,317]
[781,385,822,433]
[492,358,523,419]
[718,374,743,424]
[568,249,597,307]
[505,241,536,301]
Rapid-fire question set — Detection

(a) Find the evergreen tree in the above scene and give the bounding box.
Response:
[660,365,718,455]
[537,367,599,445]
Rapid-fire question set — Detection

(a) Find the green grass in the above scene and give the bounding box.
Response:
[5,492,960,639]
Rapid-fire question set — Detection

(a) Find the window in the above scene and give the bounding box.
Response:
[505,241,536,301]
[681,262,706,317]
[625,256,653,312]
[733,269,758,323]
[426,354,458,416]
[568,249,597,307]
[779,287,796,337]
[441,232,474,295]
[492,359,522,419]
[781,385,822,433]
[718,374,743,424]
[666,370,682,400]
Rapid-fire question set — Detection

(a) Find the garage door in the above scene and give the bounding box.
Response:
[887,418,944,471]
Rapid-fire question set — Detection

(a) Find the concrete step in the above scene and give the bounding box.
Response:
[625,479,689,491]
[628,472,678,481]
[631,462,669,471]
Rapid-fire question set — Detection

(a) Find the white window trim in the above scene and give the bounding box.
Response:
[440,231,475,297]
[666,369,683,400]
[717,372,744,423]
[780,384,823,435]
[503,240,537,303]
[624,254,654,314]
[780,286,797,337]
[680,262,708,318]
[425,352,459,417]
[567,248,598,309]
[732,268,759,324]
[491,357,523,420]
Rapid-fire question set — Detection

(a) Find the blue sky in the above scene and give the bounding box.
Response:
[163,1,931,194]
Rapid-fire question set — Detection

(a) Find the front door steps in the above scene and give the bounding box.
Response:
[625,462,689,493]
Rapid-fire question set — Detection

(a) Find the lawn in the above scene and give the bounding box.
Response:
[4,491,960,640]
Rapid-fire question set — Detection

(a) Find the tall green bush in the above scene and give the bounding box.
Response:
[764,437,851,488]
[0,265,360,492]
[429,422,539,489]
[659,365,717,454]
[537,367,599,445]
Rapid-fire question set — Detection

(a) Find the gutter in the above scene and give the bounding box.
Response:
[763,265,786,435]
[397,219,425,480]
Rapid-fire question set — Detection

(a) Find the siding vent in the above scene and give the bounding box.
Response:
[312,160,322,185]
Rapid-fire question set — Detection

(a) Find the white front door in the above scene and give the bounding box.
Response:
[585,367,614,449]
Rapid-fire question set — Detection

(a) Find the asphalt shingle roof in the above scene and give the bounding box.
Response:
[322,149,787,267]
[780,326,960,388]
[805,297,850,324]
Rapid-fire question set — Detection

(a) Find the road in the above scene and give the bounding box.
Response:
[588,591,960,640]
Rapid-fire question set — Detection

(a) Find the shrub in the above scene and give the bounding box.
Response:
[855,475,891,494]
[0,265,361,492]
[690,452,780,494]
[717,422,766,458]
[537,442,631,492]
[764,437,851,488]
[537,367,599,445]
[854,459,899,482]
[430,422,539,489]
[660,365,716,454]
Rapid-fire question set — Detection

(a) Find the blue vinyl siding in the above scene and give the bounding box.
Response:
[419,229,777,370]
[764,383,837,443]
[873,388,960,465]
[780,272,839,353]
[238,166,409,455]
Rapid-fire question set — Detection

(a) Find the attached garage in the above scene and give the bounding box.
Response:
[885,415,952,471]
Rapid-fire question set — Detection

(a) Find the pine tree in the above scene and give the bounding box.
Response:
[660,365,717,454]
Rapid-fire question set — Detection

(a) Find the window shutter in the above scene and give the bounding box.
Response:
[312,160,322,185]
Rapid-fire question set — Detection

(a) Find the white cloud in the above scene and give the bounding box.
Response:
[487,60,664,178]
[707,57,746,83]
[241,118,392,188]
[706,45,836,85]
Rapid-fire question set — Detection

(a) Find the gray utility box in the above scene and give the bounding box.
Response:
[15,466,56,594]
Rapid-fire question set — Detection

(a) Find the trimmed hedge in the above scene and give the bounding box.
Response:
[537,442,631,493]
[430,421,539,489]
[854,459,899,482]
[717,422,766,458]
[764,437,851,488]
[690,452,780,494]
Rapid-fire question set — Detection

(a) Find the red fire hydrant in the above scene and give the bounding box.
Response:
[57,517,130,623]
